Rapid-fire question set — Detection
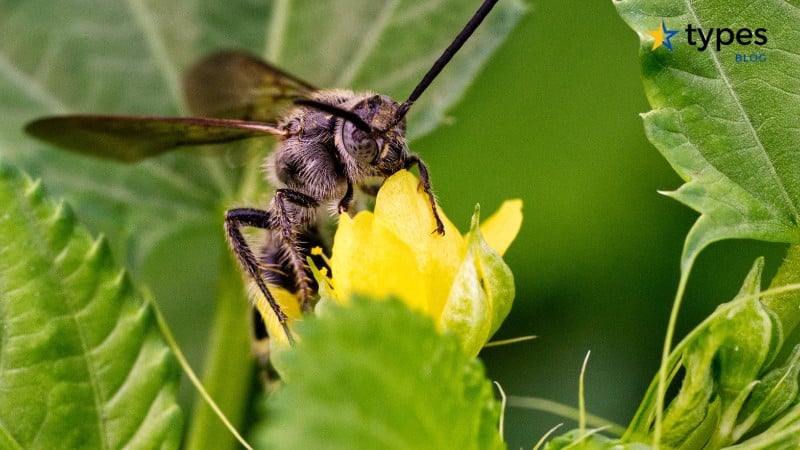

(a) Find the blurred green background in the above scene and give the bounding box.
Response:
[2,0,789,448]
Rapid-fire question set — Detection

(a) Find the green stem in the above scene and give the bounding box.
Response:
[651,257,693,449]
[764,244,800,338]
[184,247,255,450]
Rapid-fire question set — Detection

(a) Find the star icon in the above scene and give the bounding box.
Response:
[647,19,679,51]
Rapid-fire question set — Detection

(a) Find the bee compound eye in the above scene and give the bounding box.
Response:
[343,121,378,163]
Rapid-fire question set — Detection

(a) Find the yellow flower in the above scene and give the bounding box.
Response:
[254,170,522,355]
[320,170,522,355]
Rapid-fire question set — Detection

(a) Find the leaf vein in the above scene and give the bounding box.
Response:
[0,54,68,113]
[673,107,787,221]
[265,0,290,64]
[684,0,799,223]
[66,237,112,450]
[334,0,401,87]
[124,0,186,113]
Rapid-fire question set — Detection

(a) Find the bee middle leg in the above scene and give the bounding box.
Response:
[273,189,319,310]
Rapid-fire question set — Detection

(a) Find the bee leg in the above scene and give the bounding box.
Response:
[225,207,295,344]
[337,181,354,214]
[405,155,445,235]
[273,189,319,311]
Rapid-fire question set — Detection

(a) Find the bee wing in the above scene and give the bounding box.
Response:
[184,50,317,121]
[25,115,284,162]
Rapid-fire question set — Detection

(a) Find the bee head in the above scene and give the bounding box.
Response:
[337,95,409,175]
[295,95,409,175]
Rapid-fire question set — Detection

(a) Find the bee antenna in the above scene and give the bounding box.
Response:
[294,99,374,133]
[396,0,500,122]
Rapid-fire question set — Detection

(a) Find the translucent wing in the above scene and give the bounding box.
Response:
[25,115,284,162]
[184,50,317,121]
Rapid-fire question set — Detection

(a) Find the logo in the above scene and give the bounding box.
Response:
[647,19,768,63]
[684,25,768,52]
[647,20,679,51]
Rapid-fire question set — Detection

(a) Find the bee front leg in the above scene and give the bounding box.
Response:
[225,207,295,344]
[405,155,445,235]
[337,181,354,214]
[273,189,319,310]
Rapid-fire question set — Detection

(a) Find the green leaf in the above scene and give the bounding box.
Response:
[252,297,505,450]
[0,161,182,449]
[614,0,800,270]
[1,0,527,271]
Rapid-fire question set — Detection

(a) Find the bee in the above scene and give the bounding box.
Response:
[25,0,501,343]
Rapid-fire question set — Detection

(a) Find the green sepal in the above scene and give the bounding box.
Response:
[543,429,653,450]
[623,259,786,448]
[440,204,516,356]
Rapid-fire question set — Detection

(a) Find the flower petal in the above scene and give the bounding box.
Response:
[253,285,302,348]
[479,199,523,256]
[374,170,464,317]
[329,212,429,313]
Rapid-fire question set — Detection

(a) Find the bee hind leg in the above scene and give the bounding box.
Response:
[225,207,295,344]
